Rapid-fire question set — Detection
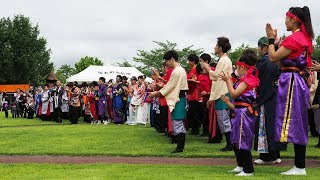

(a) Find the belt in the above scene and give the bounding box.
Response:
[234,102,259,116]
[281,67,305,76]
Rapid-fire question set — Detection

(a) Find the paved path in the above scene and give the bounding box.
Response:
[0,155,319,167]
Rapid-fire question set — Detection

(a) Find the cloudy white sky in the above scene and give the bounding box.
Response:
[1,0,319,68]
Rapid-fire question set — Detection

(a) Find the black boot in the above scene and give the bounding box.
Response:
[316,135,320,148]
[172,133,185,153]
[209,137,222,144]
[220,132,233,151]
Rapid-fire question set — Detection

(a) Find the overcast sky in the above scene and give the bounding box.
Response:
[1,0,319,68]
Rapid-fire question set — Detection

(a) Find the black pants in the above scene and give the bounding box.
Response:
[308,109,318,136]
[159,106,168,133]
[259,151,280,161]
[53,107,63,123]
[23,105,27,118]
[188,101,202,134]
[4,109,8,118]
[294,144,306,168]
[27,110,35,119]
[70,106,80,124]
[18,104,24,117]
[62,112,69,119]
[234,145,254,173]
[98,115,105,122]
[199,103,209,135]
[41,114,51,121]
[122,100,127,122]
[153,110,164,133]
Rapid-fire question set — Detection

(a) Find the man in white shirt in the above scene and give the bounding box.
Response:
[148,50,188,153]
[202,37,233,151]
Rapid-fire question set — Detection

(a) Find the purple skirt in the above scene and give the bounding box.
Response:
[113,109,124,123]
[275,72,309,146]
[231,108,256,151]
[98,99,106,116]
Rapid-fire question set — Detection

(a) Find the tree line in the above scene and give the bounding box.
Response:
[1,15,320,84]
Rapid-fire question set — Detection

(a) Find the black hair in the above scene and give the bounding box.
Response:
[217,37,231,53]
[289,6,314,39]
[81,82,88,87]
[99,77,106,83]
[67,82,74,88]
[116,75,123,81]
[162,62,167,67]
[92,81,99,86]
[108,79,113,83]
[258,43,268,49]
[89,83,95,88]
[187,54,199,64]
[163,50,179,62]
[122,76,127,80]
[138,75,144,80]
[200,53,212,64]
[196,64,203,74]
[239,49,258,66]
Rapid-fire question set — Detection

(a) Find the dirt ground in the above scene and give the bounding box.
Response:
[0,155,319,167]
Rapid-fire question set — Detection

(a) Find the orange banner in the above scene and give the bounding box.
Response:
[0,84,30,93]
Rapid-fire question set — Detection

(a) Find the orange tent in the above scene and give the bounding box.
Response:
[0,84,30,93]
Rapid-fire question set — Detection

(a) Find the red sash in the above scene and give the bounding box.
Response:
[208,102,217,141]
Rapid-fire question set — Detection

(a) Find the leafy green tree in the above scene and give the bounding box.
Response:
[133,41,203,76]
[0,15,53,85]
[313,35,320,61]
[114,59,133,67]
[74,56,103,74]
[228,44,256,64]
[55,64,76,84]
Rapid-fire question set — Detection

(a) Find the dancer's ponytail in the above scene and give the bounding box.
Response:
[302,6,314,39]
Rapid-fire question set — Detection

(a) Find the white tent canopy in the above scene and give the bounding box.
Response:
[67,65,151,83]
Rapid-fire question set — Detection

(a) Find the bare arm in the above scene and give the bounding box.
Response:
[268,45,292,63]
[225,78,247,99]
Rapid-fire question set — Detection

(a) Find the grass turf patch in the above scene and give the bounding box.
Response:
[0,112,319,159]
[0,163,319,179]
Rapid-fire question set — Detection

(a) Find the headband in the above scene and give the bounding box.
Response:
[236,60,254,69]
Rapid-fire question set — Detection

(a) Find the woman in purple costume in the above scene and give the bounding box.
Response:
[221,50,260,176]
[98,77,107,124]
[265,6,314,176]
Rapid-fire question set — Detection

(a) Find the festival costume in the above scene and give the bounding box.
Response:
[254,52,287,162]
[231,62,260,174]
[209,55,233,150]
[159,65,188,153]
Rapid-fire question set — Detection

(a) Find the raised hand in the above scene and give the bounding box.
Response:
[201,62,210,72]
[219,71,229,81]
[309,61,320,71]
[265,23,277,39]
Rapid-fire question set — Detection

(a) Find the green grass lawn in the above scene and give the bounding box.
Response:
[0,112,319,159]
[0,116,57,127]
[0,163,319,179]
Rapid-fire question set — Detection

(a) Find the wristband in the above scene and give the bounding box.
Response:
[269,38,275,45]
